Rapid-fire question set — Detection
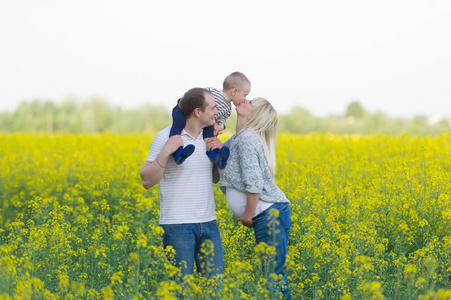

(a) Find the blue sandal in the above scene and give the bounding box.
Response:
[172,144,195,164]
[206,146,230,169]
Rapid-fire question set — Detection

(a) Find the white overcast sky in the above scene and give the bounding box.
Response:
[1,0,450,118]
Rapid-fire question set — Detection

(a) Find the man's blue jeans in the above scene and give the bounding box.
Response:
[253,203,292,300]
[161,220,224,279]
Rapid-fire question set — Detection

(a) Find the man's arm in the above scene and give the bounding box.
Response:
[212,164,219,184]
[139,157,166,189]
[140,135,183,189]
[206,136,224,151]
[206,137,223,184]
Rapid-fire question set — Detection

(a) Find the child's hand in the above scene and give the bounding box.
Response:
[213,123,224,136]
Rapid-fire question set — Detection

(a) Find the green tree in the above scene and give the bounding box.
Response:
[10,100,55,132]
[1,98,449,135]
[0,112,13,132]
[363,110,387,134]
[407,116,429,135]
[54,97,82,133]
[346,101,364,118]
[279,107,316,134]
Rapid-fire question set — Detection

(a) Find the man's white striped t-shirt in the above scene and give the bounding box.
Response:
[206,87,232,128]
[146,126,216,225]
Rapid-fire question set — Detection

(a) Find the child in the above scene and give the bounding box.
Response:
[170,72,251,169]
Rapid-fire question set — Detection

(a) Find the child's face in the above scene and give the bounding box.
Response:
[231,83,251,107]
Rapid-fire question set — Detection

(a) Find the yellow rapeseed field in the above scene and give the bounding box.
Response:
[1,132,451,299]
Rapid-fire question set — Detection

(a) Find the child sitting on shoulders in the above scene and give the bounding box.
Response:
[170,71,251,169]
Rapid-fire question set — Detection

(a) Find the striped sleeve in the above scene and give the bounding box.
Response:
[146,127,170,162]
[206,87,232,128]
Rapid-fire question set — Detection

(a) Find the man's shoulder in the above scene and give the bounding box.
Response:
[155,126,171,138]
[146,126,171,162]
[151,126,171,144]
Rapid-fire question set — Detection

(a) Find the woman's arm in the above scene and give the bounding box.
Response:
[236,132,265,193]
[238,192,260,228]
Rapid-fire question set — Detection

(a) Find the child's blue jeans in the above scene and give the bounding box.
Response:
[170,102,214,138]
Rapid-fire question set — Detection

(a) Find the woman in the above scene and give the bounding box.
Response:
[218,97,292,299]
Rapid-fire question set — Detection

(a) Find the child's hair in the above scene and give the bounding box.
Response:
[223,72,251,91]
[179,88,212,118]
[239,97,278,176]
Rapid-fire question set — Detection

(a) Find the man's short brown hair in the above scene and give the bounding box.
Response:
[179,88,212,118]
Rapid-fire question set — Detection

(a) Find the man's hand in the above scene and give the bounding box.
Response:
[140,135,184,189]
[206,137,223,151]
[164,135,184,155]
[213,123,225,136]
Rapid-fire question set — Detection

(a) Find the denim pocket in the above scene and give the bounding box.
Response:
[278,204,292,231]
[252,208,269,223]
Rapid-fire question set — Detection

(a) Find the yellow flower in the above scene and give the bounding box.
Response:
[101,286,114,300]
[111,271,123,285]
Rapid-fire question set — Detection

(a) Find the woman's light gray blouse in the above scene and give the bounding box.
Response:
[219,131,289,204]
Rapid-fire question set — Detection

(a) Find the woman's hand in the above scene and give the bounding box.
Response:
[238,192,259,228]
[238,213,254,228]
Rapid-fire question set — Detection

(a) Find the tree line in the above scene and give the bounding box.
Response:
[0,98,449,135]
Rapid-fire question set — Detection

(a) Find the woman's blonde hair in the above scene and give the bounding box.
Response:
[239,97,278,176]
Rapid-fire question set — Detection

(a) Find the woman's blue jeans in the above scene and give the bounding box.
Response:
[161,220,224,280]
[253,203,292,300]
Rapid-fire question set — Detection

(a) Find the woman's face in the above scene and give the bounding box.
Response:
[236,100,253,119]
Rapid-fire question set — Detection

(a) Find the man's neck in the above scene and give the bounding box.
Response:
[184,119,203,139]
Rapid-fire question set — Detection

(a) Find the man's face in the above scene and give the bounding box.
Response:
[200,92,218,127]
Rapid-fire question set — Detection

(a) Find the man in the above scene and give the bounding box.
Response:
[140,87,223,279]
